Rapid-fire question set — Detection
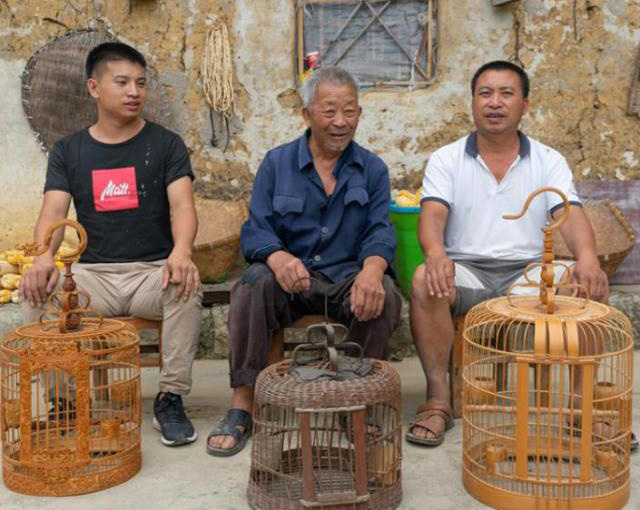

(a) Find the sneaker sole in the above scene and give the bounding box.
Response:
[152,416,198,447]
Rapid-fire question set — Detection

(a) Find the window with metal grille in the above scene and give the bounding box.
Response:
[295,0,436,88]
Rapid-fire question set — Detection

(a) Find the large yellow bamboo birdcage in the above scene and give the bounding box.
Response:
[462,188,634,510]
[248,321,403,510]
[1,220,141,496]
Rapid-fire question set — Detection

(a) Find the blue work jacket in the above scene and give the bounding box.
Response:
[241,132,396,283]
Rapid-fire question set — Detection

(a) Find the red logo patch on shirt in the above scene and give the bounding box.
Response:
[92,167,139,212]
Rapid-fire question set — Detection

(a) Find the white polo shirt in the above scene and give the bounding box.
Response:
[420,132,581,261]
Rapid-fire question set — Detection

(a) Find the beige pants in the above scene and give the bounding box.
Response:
[23,260,203,395]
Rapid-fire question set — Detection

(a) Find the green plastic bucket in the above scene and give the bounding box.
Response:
[389,201,423,299]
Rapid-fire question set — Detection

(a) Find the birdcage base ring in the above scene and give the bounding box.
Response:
[3,447,141,496]
[462,467,629,510]
[248,444,402,509]
[247,476,402,510]
[463,438,629,510]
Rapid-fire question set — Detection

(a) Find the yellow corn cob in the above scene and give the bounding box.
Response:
[395,195,417,207]
[1,274,21,290]
[5,250,24,266]
[0,261,18,275]
[395,188,421,207]
[0,289,11,304]
[56,246,78,259]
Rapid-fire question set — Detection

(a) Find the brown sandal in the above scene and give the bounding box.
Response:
[568,417,638,453]
[406,401,454,447]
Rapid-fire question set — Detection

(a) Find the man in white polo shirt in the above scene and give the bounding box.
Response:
[406,60,608,447]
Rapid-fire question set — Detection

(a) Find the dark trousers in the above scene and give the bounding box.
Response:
[228,263,402,387]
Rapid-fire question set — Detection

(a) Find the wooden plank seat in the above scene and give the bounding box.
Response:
[268,315,341,365]
[114,317,163,368]
[449,314,510,419]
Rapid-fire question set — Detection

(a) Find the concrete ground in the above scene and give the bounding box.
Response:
[2,354,639,510]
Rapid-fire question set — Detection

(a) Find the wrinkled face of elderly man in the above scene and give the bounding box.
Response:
[302,81,362,155]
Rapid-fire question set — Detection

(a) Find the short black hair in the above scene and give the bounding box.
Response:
[471,60,529,98]
[85,42,147,79]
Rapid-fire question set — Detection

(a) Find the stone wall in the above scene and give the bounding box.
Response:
[0,287,638,359]
[1,0,639,248]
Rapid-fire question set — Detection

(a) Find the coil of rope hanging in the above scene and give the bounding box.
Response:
[201,15,235,151]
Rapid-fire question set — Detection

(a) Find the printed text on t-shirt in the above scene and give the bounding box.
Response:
[92,167,139,212]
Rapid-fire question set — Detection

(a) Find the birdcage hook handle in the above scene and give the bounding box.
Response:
[503,186,570,232]
[290,340,363,374]
[24,219,88,261]
[290,275,332,323]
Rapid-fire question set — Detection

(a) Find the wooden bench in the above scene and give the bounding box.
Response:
[449,314,510,419]
[115,317,164,368]
[205,276,472,420]
[268,315,340,365]
[449,316,465,419]
[113,278,240,369]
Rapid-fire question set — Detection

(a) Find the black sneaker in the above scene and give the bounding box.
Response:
[48,397,76,423]
[152,392,197,446]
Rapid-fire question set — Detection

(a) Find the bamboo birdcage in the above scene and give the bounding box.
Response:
[462,188,634,510]
[248,321,403,510]
[1,220,141,496]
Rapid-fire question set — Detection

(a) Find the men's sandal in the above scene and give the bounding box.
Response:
[406,401,454,447]
[206,408,253,457]
[568,418,638,453]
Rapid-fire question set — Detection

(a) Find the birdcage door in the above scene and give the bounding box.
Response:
[19,341,90,482]
[297,405,369,509]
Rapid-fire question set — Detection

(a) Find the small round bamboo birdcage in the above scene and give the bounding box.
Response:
[248,322,403,510]
[1,220,141,496]
[462,188,634,510]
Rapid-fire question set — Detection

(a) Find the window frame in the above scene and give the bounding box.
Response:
[294,0,437,88]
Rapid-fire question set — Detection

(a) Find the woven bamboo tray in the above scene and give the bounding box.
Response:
[553,200,636,278]
[21,29,169,151]
[193,199,247,282]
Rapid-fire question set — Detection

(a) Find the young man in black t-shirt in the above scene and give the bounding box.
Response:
[20,42,202,447]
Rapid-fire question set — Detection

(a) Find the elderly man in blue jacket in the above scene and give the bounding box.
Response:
[206,66,402,457]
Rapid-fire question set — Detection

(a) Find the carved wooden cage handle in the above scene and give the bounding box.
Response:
[24,220,97,333]
[503,187,588,313]
[24,219,88,262]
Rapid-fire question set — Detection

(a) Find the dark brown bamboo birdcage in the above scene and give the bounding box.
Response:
[462,188,634,510]
[1,220,141,496]
[248,322,403,510]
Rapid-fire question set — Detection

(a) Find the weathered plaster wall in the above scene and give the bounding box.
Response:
[1,0,639,248]
[0,58,48,245]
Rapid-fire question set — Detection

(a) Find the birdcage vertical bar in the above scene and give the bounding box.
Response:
[18,357,32,461]
[76,357,90,460]
[580,362,595,482]
[352,407,368,499]
[515,360,529,477]
[298,410,318,504]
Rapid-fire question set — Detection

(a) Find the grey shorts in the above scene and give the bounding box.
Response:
[451,258,573,316]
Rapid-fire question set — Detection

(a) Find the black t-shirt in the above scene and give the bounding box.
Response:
[45,121,194,263]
